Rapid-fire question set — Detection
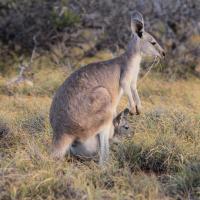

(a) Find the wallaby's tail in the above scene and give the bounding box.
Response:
[51,133,75,159]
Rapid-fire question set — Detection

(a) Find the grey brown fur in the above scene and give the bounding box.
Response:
[49,11,165,164]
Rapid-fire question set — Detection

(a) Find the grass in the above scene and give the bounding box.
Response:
[0,65,200,199]
[165,163,200,199]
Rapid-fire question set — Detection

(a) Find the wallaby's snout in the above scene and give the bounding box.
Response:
[140,31,165,59]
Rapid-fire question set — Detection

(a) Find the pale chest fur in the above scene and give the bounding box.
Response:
[114,54,141,110]
[126,54,141,85]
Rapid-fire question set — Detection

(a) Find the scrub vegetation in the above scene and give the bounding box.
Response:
[1,65,200,199]
[0,0,200,199]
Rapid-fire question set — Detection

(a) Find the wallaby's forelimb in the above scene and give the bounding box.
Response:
[121,82,136,114]
[131,84,141,115]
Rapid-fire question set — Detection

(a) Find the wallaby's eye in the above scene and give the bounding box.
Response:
[151,42,156,45]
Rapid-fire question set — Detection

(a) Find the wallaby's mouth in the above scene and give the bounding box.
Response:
[158,50,165,58]
[156,50,165,59]
[157,45,165,59]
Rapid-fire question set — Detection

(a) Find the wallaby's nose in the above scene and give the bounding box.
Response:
[162,51,165,57]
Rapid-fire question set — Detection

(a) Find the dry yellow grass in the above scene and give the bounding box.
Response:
[0,68,200,200]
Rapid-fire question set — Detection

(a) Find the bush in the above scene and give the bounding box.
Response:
[0,0,80,70]
[0,0,199,77]
[166,163,200,199]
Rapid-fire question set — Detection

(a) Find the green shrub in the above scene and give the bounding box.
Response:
[51,9,80,30]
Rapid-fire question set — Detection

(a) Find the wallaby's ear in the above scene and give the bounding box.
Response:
[131,11,144,38]
[124,108,130,116]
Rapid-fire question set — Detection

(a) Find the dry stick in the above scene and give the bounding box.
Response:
[7,35,38,86]
[6,65,26,86]
[28,35,37,68]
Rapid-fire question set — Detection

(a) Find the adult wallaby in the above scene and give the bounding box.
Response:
[50,11,165,164]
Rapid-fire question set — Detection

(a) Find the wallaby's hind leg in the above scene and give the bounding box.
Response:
[52,134,74,159]
[99,125,111,165]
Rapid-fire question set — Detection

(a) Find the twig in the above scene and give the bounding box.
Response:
[28,35,37,68]
[138,56,160,87]
[7,34,39,87]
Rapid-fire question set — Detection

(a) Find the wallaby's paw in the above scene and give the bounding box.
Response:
[129,106,137,115]
[136,104,142,115]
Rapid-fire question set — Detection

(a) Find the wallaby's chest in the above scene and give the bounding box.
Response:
[114,55,141,108]
[125,55,141,85]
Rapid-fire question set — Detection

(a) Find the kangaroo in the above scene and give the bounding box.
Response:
[49,11,165,165]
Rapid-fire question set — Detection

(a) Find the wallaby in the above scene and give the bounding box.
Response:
[113,108,130,135]
[49,11,165,164]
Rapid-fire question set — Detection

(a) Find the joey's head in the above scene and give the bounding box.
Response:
[130,11,165,59]
[113,108,130,135]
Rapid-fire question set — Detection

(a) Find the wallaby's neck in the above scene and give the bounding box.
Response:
[124,35,142,72]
